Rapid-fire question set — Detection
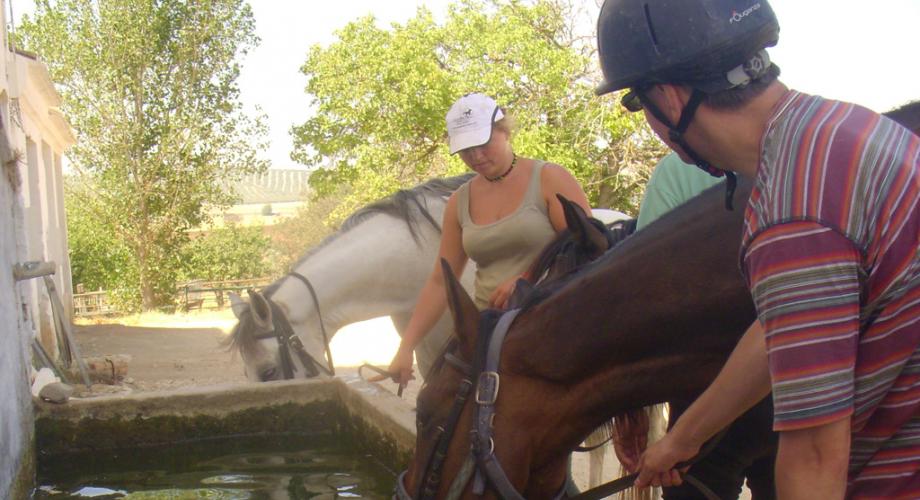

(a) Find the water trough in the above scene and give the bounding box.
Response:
[33,377,415,498]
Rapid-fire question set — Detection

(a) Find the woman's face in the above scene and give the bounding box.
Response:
[457,128,511,177]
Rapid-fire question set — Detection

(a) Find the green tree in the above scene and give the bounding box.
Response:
[292,0,665,220]
[180,224,271,282]
[266,190,346,274]
[65,176,142,311]
[19,0,269,309]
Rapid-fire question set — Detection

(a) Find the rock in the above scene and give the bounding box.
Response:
[31,367,60,397]
[39,382,74,404]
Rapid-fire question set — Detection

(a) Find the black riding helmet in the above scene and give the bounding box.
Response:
[595,0,780,209]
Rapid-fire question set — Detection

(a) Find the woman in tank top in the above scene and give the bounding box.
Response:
[383,93,592,388]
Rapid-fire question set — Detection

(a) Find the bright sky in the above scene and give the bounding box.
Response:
[13,0,920,169]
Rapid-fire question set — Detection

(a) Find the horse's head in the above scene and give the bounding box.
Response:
[226,289,285,382]
[228,287,333,382]
[404,261,572,499]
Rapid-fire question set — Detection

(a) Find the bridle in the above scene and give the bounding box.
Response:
[397,308,559,500]
[396,308,724,500]
[250,271,335,379]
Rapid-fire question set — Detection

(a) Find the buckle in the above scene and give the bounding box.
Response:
[475,371,500,404]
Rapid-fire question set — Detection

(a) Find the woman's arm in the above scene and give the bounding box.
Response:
[386,192,469,384]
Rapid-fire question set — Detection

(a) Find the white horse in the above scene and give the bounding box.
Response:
[227,174,628,381]
[225,174,638,491]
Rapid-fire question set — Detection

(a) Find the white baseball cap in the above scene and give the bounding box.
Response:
[445,93,505,154]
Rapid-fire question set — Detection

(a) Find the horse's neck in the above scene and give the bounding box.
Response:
[275,211,443,334]
[506,179,756,459]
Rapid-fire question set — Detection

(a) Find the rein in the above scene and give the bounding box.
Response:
[252,271,335,379]
[397,308,724,500]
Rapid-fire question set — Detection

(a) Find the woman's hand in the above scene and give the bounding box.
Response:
[488,275,523,309]
[385,342,416,387]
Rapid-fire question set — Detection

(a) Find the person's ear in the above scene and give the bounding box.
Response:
[655,84,693,124]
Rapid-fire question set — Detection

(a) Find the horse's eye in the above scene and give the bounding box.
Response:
[260,367,278,381]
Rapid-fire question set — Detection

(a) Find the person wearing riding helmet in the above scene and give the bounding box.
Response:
[620,151,779,500]
[595,0,920,498]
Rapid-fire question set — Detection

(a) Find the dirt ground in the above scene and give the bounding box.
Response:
[71,310,419,397]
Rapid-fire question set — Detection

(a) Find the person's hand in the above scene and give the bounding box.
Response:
[488,275,520,309]
[634,429,699,489]
[383,343,416,388]
[612,409,650,473]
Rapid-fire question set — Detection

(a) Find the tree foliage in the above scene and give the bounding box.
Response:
[65,178,142,311]
[19,0,269,309]
[266,190,345,273]
[179,224,271,283]
[292,0,666,220]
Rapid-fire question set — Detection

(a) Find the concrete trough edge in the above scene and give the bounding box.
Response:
[34,379,339,421]
[33,377,418,470]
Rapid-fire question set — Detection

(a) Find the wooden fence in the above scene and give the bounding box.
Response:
[72,290,117,317]
[72,277,274,317]
[176,277,273,312]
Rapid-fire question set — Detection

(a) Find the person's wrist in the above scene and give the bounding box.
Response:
[669,418,704,455]
[397,339,415,354]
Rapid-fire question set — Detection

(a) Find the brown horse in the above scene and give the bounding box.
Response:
[885,100,920,135]
[401,178,756,499]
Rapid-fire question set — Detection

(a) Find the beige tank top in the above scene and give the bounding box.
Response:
[458,160,557,309]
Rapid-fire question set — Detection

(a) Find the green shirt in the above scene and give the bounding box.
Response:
[636,152,724,230]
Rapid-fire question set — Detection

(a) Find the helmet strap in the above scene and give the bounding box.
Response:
[639,87,738,210]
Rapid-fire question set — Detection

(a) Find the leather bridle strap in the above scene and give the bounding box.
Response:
[285,271,335,376]
[470,308,549,500]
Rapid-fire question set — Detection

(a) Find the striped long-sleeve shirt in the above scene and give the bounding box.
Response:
[741,90,920,498]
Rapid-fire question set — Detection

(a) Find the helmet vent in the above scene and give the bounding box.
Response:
[643,4,661,51]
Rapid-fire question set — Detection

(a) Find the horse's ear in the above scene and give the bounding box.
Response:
[507,278,534,309]
[246,289,274,334]
[557,194,609,256]
[441,259,479,355]
[229,292,249,319]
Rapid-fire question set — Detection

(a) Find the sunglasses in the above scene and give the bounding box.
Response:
[620,88,645,113]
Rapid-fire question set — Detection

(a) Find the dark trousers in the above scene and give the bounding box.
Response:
[662,396,778,500]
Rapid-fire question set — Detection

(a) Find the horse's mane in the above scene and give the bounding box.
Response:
[224,305,255,351]
[525,218,636,282]
[518,217,637,312]
[885,100,920,135]
[283,173,474,280]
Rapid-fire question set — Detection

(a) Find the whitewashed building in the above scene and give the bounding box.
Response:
[0,0,77,496]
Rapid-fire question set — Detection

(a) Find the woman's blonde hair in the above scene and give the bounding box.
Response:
[493,110,515,137]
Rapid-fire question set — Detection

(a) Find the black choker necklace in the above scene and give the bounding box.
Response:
[485,154,517,182]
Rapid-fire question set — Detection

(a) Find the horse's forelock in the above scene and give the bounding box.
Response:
[222,308,258,354]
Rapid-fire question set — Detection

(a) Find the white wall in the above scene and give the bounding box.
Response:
[0,147,35,500]
[0,0,76,496]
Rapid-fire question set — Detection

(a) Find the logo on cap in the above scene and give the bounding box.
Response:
[730,2,761,24]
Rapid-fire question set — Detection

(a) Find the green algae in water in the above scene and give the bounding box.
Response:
[35,434,395,499]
